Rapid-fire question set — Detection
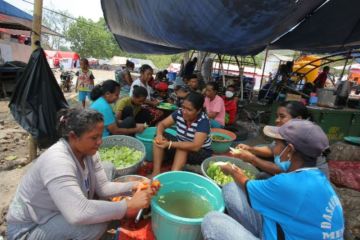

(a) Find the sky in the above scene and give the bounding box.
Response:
[6,0,104,21]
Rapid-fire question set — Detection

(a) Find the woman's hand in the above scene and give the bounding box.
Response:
[149,180,161,194]
[219,163,245,178]
[135,124,146,133]
[126,188,152,210]
[231,149,256,165]
[154,135,169,149]
[235,144,252,152]
[153,99,160,106]
[154,135,165,143]
[154,139,170,149]
[149,99,160,107]
[220,164,247,186]
[219,163,236,175]
[131,179,151,192]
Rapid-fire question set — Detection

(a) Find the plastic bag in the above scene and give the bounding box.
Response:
[9,47,68,148]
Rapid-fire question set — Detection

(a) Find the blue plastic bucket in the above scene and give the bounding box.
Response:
[135,127,177,161]
[152,171,225,240]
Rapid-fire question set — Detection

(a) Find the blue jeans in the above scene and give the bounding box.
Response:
[210,119,224,128]
[201,182,263,240]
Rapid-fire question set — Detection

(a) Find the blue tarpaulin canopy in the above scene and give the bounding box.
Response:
[101,0,325,55]
[102,0,360,55]
[271,0,360,53]
[0,0,32,20]
[0,0,59,35]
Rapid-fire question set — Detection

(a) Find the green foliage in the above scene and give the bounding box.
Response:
[64,17,182,68]
[146,54,182,69]
[65,17,122,59]
[42,9,73,50]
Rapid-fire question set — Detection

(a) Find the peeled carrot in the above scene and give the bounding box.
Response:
[139,183,149,190]
[111,196,122,202]
[138,180,161,190]
[151,180,161,188]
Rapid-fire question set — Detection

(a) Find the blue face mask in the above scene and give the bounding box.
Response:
[274,145,291,172]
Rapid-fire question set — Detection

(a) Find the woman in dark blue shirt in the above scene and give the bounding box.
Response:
[150,92,212,178]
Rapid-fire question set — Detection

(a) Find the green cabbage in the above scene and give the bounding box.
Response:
[206,161,255,185]
[99,146,142,168]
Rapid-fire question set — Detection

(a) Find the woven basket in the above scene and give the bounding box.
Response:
[101,135,146,177]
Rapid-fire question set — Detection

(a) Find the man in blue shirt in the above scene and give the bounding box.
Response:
[201,119,344,240]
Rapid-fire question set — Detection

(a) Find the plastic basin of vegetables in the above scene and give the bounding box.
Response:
[201,156,259,187]
[100,135,146,177]
[135,127,177,161]
[210,128,236,153]
[151,171,224,240]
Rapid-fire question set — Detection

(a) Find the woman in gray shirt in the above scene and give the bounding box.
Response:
[7,108,156,240]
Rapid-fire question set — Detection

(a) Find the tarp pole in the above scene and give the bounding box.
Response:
[184,51,190,65]
[29,0,43,161]
[235,56,243,101]
[338,51,352,82]
[260,48,269,89]
[346,58,355,80]
[218,54,226,87]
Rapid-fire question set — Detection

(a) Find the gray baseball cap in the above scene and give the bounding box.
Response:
[263,119,329,160]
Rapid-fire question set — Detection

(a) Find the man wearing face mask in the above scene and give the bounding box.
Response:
[201,119,344,240]
[223,85,238,125]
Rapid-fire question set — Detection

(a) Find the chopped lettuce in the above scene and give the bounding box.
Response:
[99,146,142,168]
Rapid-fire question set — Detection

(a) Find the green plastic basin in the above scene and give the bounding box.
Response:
[152,171,224,240]
[135,127,176,161]
[211,132,232,153]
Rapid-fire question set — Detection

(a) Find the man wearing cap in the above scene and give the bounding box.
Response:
[201,119,344,240]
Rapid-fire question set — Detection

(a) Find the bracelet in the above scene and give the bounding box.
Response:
[168,141,173,150]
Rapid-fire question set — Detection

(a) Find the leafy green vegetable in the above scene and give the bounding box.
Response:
[99,146,143,168]
[206,161,255,185]
[211,135,226,141]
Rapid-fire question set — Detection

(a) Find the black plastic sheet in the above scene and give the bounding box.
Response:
[271,0,360,53]
[9,48,68,148]
[102,0,324,55]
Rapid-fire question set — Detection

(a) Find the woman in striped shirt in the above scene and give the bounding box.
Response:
[151,92,212,178]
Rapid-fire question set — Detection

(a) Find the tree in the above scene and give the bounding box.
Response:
[42,9,73,50]
[65,17,122,58]
[65,17,183,68]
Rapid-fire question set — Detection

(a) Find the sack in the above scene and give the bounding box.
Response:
[329,160,360,192]
[328,142,360,162]
[9,48,68,148]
